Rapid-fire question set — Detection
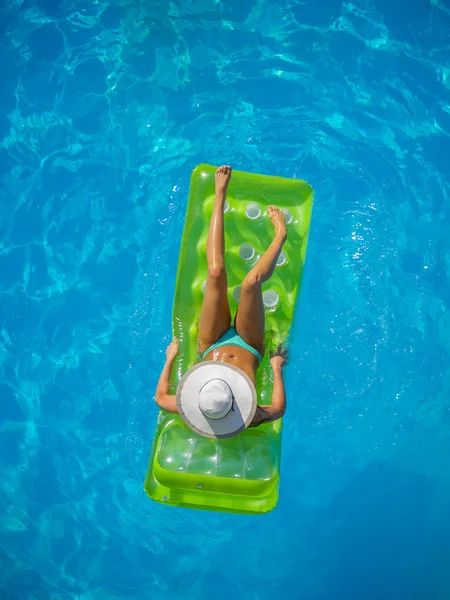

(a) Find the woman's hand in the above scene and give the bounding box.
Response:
[269,344,289,370]
[166,336,179,362]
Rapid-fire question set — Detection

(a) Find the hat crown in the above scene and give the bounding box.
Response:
[198,379,232,420]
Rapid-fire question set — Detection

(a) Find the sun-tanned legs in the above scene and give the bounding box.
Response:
[198,165,287,358]
[234,206,286,356]
[198,166,232,354]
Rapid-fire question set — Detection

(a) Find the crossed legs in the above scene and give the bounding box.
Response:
[198,166,287,357]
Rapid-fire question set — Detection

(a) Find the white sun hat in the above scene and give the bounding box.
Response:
[176,361,257,439]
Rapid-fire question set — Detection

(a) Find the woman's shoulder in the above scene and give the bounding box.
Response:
[248,405,271,427]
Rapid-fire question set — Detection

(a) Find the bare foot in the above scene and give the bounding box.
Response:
[215,165,232,196]
[268,205,287,242]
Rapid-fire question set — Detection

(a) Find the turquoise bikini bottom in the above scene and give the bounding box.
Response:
[202,326,263,362]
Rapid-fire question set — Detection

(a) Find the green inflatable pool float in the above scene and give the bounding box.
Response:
[144,164,313,514]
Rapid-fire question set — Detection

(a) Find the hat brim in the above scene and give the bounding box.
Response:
[176,361,257,439]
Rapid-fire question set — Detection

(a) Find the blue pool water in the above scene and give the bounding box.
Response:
[1,0,450,597]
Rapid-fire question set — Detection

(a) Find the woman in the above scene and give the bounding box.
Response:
[155,165,289,438]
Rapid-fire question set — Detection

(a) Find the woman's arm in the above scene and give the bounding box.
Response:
[259,365,286,420]
[257,345,288,423]
[155,337,179,413]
